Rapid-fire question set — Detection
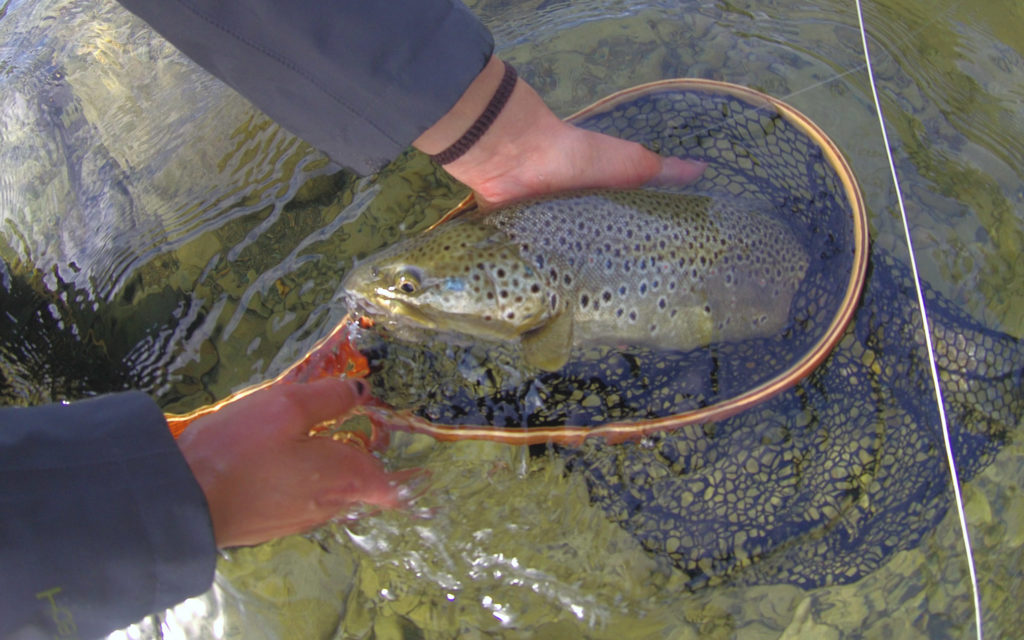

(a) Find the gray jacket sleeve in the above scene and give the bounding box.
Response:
[115,0,495,174]
[0,392,216,639]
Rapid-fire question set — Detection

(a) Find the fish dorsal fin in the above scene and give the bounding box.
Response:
[520,309,573,372]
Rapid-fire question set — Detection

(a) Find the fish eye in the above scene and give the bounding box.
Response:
[394,268,422,294]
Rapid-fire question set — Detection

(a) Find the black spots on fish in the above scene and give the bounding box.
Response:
[580,293,590,309]
[626,229,634,239]
[639,282,648,296]
[499,289,509,299]
[658,297,667,309]
[483,314,492,322]
[530,283,541,294]
[496,268,507,278]
[486,291,495,300]
[616,308,624,318]
[725,272,734,286]
[628,310,638,323]
[618,285,627,296]
[669,308,678,318]
[602,290,612,303]
[563,273,573,286]
[668,280,676,291]
[506,311,516,320]
[550,293,558,310]
[442,244,451,251]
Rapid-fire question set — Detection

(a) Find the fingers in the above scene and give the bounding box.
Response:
[275,377,371,427]
[646,156,708,188]
[313,447,422,511]
[315,469,427,512]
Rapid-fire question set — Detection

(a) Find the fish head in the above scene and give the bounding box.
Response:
[343,218,557,343]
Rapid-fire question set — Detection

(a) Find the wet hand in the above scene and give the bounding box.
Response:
[176,378,407,548]
[414,56,706,208]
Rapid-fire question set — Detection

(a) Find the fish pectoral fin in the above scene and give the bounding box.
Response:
[520,311,573,372]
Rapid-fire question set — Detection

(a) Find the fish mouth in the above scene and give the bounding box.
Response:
[344,288,525,345]
[344,289,440,333]
[344,292,486,347]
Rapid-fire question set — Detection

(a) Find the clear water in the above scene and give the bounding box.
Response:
[0,0,1021,637]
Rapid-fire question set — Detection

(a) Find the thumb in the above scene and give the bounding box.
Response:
[273,377,371,429]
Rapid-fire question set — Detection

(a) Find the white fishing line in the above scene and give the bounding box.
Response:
[853,2,983,639]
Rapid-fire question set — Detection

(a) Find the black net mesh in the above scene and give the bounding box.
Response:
[357,82,1021,588]
[568,248,1018,588]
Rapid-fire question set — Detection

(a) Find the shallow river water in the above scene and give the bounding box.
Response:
[1,0,1022,638]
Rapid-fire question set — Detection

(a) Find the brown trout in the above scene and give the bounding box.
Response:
[343,190,810,371]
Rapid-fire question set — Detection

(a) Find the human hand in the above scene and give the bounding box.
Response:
[414,57,706,208]
[176,378,408,548]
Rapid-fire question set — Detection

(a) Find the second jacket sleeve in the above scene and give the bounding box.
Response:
[114,0,495,174]
[0,392,216,639]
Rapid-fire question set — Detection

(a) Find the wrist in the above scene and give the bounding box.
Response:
[412,55,509,156]
[432,73,572,205]
[176,430,230,547]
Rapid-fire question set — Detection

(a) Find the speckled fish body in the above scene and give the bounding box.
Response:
[343,190,809,371]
